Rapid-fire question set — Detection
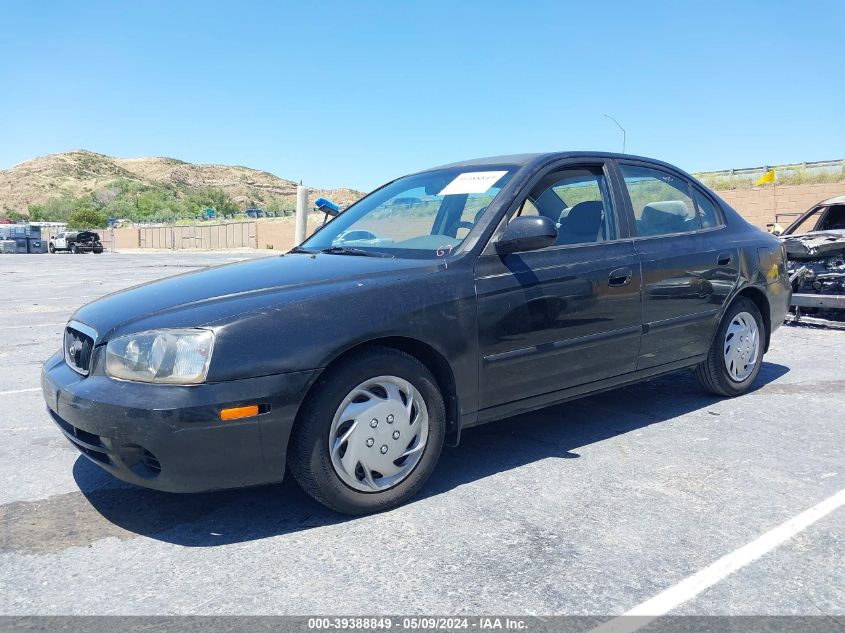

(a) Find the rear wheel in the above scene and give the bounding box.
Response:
[288,346,445,515]
[695,297,765,396]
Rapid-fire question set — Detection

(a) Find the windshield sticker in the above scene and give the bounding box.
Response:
[438,171,508,196]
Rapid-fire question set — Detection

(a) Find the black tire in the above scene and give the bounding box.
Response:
[694,297,765,397]
[288,346,445,515]
[70,245,79,254]
[48,244,55,253]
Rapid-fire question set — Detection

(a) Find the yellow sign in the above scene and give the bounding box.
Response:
[756,169,776,185]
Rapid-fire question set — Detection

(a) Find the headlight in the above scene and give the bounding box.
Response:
[105,329,214,384]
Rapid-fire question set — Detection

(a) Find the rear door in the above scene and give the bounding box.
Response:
[617,161,738,369]
[475,160,643,410]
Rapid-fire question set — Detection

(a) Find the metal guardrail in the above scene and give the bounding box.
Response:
[696,159,845,179]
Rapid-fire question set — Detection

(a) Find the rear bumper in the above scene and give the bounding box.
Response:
[41,352,320,492]
[767,275,792,336]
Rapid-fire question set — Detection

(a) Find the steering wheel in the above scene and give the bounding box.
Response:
[338,229,379,242]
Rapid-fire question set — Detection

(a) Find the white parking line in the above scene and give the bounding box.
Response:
[0,387,40,396]
[592,487,845,633]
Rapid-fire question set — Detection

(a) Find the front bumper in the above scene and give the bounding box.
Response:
[41,352,320,493]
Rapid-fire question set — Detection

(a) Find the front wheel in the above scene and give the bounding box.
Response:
[70,245,79,254]
[288,346,445,515]
[48,244,55,253]
[695,297,765,397]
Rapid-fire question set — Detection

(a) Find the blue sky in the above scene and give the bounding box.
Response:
[1,1,842,191]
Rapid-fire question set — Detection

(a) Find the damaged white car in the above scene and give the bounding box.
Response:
[778,196,845,325]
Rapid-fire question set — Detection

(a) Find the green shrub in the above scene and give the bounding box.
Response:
[68,207,108,229]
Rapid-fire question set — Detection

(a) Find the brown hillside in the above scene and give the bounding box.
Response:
[0,150,363,214]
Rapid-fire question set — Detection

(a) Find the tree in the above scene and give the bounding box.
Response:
[93,186,119,209]
[28,204,46,220]
[67,207,108,229]
[198,188,240,216]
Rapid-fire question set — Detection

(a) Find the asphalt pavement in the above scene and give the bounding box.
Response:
[0,252,842,616]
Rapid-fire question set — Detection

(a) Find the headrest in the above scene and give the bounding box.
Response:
[474,206,488,224]
[641,202,689,233]
[566,201,603,233]
[643,200,690,219]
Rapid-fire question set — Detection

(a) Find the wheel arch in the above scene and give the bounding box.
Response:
[299,336,461,442]
[730,285,772,352]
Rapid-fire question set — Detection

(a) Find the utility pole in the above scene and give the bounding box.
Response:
[604,114,626,154]
[295,181,308,246]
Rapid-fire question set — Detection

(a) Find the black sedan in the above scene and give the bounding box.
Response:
[42,152,791,514]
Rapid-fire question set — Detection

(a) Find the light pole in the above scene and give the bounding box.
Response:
[604,114,626,154]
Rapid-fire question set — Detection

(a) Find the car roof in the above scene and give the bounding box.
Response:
[819,195,845,206]
[417,151,691,175]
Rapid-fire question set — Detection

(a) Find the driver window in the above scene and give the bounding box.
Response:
[819,205,845,231]
[515,167,616,245]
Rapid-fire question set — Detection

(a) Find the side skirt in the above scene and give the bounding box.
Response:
[465,354,708,429]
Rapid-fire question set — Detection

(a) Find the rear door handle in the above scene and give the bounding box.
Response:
[608,267,633,287]
[717,252,732,266]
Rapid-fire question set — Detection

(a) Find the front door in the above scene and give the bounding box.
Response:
[475,163,643,411]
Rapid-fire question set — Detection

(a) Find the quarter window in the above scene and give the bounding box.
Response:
[621,165,699,237]
[692,189,722,229]
[515,167,616,245]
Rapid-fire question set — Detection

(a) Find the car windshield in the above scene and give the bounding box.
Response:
[301,166,515,258]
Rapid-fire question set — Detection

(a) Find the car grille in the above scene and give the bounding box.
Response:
[64,324,95,376]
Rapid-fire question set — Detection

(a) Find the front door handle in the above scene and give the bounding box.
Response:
[717,252,732,266]
[608,267,633,287]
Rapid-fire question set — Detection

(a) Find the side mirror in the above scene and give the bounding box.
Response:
[495,216,558,254]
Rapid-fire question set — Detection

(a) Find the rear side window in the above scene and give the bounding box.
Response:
[621,165,699,237]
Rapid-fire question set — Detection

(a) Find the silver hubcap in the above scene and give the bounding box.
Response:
[723,311,760,382]
[328,375,429,492]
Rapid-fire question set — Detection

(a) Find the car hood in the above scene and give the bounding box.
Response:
[781,229,845,260]
[71,253,438,341]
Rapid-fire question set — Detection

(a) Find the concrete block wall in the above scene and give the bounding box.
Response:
[715,182,845,228]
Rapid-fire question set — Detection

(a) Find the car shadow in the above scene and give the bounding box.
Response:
[74,362,790,546]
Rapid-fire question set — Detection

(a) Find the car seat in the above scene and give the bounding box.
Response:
[557,201,603,244]
[640,201,690,236]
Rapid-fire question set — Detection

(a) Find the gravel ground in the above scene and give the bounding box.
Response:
[0,252,842,616]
